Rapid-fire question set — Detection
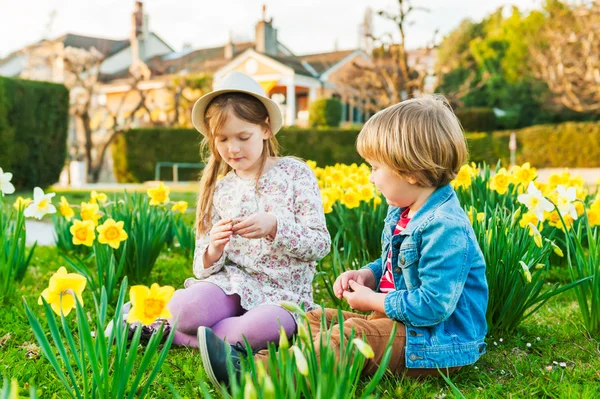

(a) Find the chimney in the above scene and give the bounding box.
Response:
[224,30,235,59]
[255,5,278,56]
[130,1,148,63]
[129,1,150,79]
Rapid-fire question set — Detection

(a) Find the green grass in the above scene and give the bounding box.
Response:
[1,247,599,398]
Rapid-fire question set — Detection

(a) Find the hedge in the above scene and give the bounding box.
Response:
[113,120,600,182]
[112,128,202,183]
[0,77,69,189]
[515,121,600,167]
[455,107,497,132]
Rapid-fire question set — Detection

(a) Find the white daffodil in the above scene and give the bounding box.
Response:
[0,167,15,196]
[24,187,56,220]
[517,182,553,222]
[556,185,578,220]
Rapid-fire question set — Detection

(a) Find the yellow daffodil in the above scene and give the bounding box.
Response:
[127,283,175,326]
[97,218,128,249]
[321,192,333,214]
[489,168,510,195]
[59,196,75,221]
[512,162,537,186]
[90,190,108,204]
[467,207,485,224]
[340,178,355,190]
[322,175,334,187]
[147,182,170,205]
[373,195,382,209]
[358,185,374,202]
[306,160,317,170]
[12,196,32,211]
[356,174,370,186]
[330,170,344,185]
[80,202,102,226]
[519,211,543,234]
[547,210,573,231]
[341,189,360,209]
[38,267,87,316]
[171,201,188,214]
[451,165,473,190]
[548,171,570,188]
[587,208,600,227]
[568,175,585,188]
[592,199,600,212]
[574,201,585,217]
[70,219,96,247]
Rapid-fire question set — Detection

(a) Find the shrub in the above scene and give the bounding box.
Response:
[0,77,69,189]
[309,98,343,128]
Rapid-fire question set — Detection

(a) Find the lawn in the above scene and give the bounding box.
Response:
[1,246,599,398]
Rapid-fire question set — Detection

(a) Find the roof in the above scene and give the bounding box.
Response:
[268,54,317,77]
[99,41,255,82]
[298,49,355,74]
[56,33,130,57]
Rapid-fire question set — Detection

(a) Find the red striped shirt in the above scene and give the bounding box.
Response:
[379,208,411,293]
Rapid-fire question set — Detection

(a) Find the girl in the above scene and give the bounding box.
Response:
[168,71,330,352]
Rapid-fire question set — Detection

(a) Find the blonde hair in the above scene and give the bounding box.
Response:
[196,93,279,235]
[356,94,467,187]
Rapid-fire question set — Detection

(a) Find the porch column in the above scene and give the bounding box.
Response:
[286,83,296,126]
[348,98,354,123]
[308,86,317,105]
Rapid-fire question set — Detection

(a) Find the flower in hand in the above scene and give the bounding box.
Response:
[232,213,277,239]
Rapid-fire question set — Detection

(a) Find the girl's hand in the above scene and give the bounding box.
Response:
[232,213,277,239]
[206,218,233,264]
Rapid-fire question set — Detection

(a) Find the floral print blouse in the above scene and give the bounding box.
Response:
[185,157,331,313]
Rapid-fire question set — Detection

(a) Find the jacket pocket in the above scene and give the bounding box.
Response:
[398,247,419,290]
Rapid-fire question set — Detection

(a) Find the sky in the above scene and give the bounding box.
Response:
[0,0,540,59]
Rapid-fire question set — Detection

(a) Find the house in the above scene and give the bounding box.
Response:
[95,4,372,128]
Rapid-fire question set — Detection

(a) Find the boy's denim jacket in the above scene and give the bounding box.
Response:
[362,184,488,368]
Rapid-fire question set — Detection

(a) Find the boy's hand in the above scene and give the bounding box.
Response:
[342,280,386,313]
[232,213,277,239]
[333,270,374,299]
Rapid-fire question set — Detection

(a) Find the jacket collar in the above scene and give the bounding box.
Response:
[383,185,455,236]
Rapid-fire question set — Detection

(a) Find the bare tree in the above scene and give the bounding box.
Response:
[335,0,437,111]
[24,42,155,182]
[166,73,211,126]
[530,2,600,113]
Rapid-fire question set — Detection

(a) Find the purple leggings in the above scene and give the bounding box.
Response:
[165,282,297,349]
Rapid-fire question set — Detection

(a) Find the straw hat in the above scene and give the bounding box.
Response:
[191,71,283,136]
